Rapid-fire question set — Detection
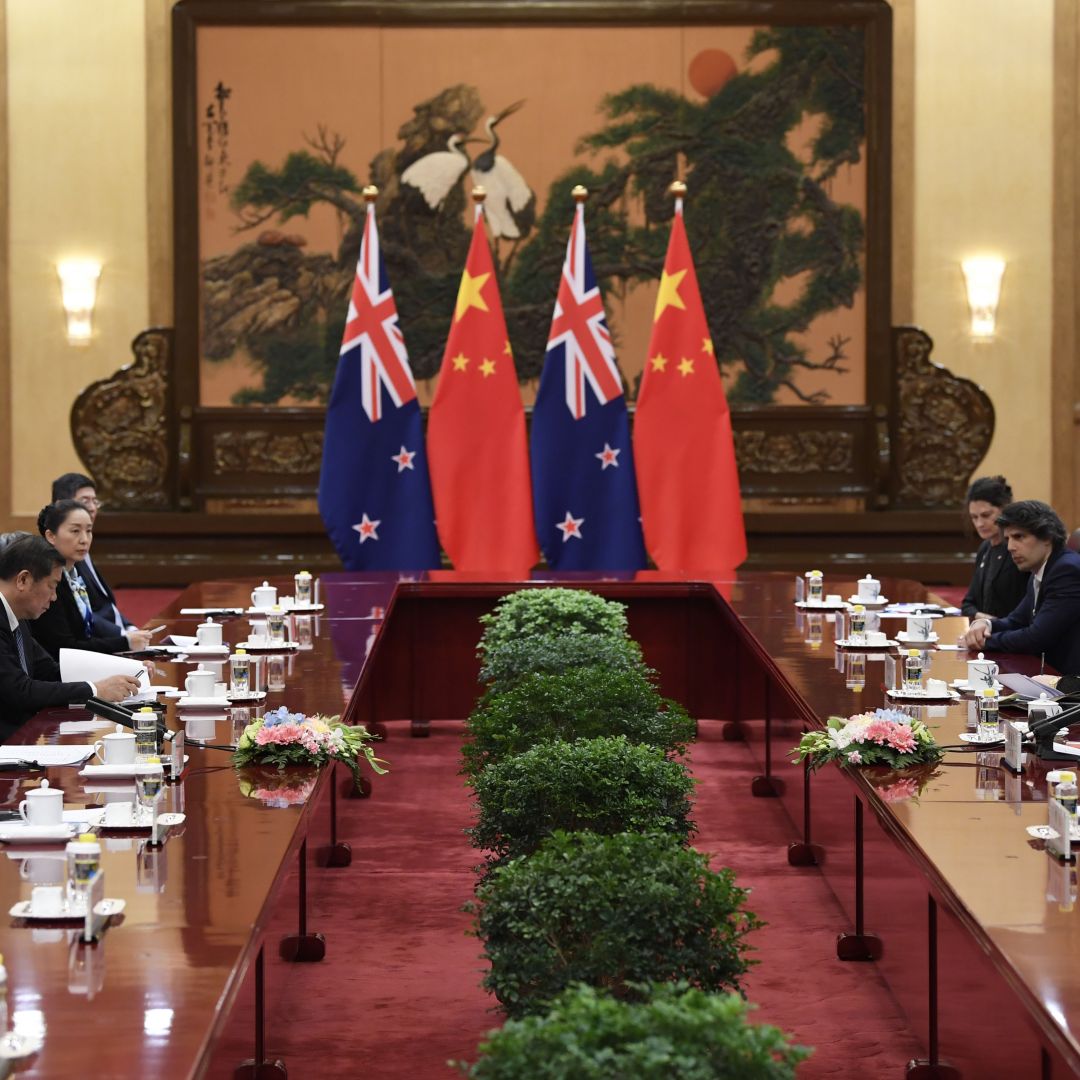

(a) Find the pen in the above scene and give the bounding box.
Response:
[145,625,167,636]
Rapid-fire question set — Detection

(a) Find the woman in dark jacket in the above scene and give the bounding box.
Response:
[30,501,150,660]
[960,476,1029,620]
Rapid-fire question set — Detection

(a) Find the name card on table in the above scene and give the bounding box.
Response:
[1047,797,1076,863]
[1003,720,1023,773]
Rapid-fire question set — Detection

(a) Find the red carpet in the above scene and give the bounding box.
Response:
[206,719,920,1077]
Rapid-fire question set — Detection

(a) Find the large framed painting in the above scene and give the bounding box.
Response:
[171,0,892,512]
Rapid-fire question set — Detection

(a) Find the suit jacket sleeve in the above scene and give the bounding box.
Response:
[0,625,92,715]
[29,577,130,659]
[987,558,1080,656]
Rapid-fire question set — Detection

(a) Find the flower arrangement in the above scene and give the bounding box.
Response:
[792,708,944,772]
[233,707,387,791]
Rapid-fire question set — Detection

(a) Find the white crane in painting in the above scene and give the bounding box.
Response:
[400,133,479,211]
[470,100,535,239]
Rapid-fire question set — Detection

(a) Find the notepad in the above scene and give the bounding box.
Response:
[0,745,94,767]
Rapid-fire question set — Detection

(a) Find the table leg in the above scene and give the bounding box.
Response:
[906,896,961,1079]
[751,679,780,797]
[836,796,882,961]
[317,764,353,868]
[279,840,326,963]
[788,756,823,866]
[234,947,288,1079]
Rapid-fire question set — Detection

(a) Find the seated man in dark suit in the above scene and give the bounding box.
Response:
[963,500,1080,674]
[0,535,140,740]
[52,472,132,639]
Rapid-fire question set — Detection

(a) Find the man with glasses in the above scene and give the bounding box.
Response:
[51,472,135,639]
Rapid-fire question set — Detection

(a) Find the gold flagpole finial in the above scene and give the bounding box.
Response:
[667,180,687,199]
[471,186,487,204]
[571,185,589,204]
[362,185,379,203]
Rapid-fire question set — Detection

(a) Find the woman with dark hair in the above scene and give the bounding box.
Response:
[960,475,1029,620]
[29,501,151,660]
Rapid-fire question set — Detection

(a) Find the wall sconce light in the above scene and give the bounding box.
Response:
[56,258,102,345]
[960,256,1006,340]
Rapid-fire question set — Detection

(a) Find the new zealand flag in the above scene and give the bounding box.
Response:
[530,200,647,570]
[318,200,441,570]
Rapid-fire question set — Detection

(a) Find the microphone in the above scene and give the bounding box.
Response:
[85,697,176,742]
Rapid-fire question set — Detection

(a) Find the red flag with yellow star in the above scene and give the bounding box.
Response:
[427,205,537,571]
[633,202,746,570]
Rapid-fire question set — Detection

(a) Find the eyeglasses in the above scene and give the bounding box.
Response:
[77,496,103,509]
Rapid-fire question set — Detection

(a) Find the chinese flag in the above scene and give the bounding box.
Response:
[427,206,538,572]
[633,203,747,570]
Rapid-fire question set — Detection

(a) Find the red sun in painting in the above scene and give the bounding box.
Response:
[688,49,737,98]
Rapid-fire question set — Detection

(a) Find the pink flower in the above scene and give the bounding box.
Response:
[885,725,916,753]
[847,751,863,764]
[255,722,305,746]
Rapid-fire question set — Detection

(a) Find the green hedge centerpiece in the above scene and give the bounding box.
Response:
[472,831,762,1017]
[462,665,694,780]
[458,982,809,1079]
[479,632,646,698]
[468,736,696,865]
[478,588,630,656]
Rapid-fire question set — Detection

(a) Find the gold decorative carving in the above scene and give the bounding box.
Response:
[70,328,172,508]
[734,430,855,474]
[211,431,323,475]
[893,326,995,507]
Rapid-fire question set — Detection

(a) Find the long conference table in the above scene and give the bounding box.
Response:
[1,570,1078,1078]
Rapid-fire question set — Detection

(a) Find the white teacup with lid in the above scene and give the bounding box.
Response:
[251,582,278,609]
[19,779,63,827]
[185,665,217,697]
[93,724,136,765]
[906,615,935,640]
[857,574,881,600]
[967,652,999,688]
[196,618,222,647]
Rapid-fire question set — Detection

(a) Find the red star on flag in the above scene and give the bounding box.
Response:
[556,511,584,542]
[595,443,621,470]
[391,445,416,472]
[352,513,380,544]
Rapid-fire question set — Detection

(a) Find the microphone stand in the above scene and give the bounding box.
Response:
[1028,700,1080,761]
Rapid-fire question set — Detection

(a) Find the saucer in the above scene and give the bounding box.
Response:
[226,690,268,702]
[950,679,1005,694]
[958,731,1005,744]
[896,631,940,644]
[165,693,232,708]
[92,807,186,831]
[236,639,300,652]
[886,688,960,703]
[834,638,896,650]
[0,1030,44,1060]
[79,759,189,780]
[247,603,325,614]
[8,896,127,922]
[847,595,889,607]
[0,822,77,844]
[1027,822,1080,842]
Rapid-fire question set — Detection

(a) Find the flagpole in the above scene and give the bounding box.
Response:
[472,185,486,224]
[668,178,686,215]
